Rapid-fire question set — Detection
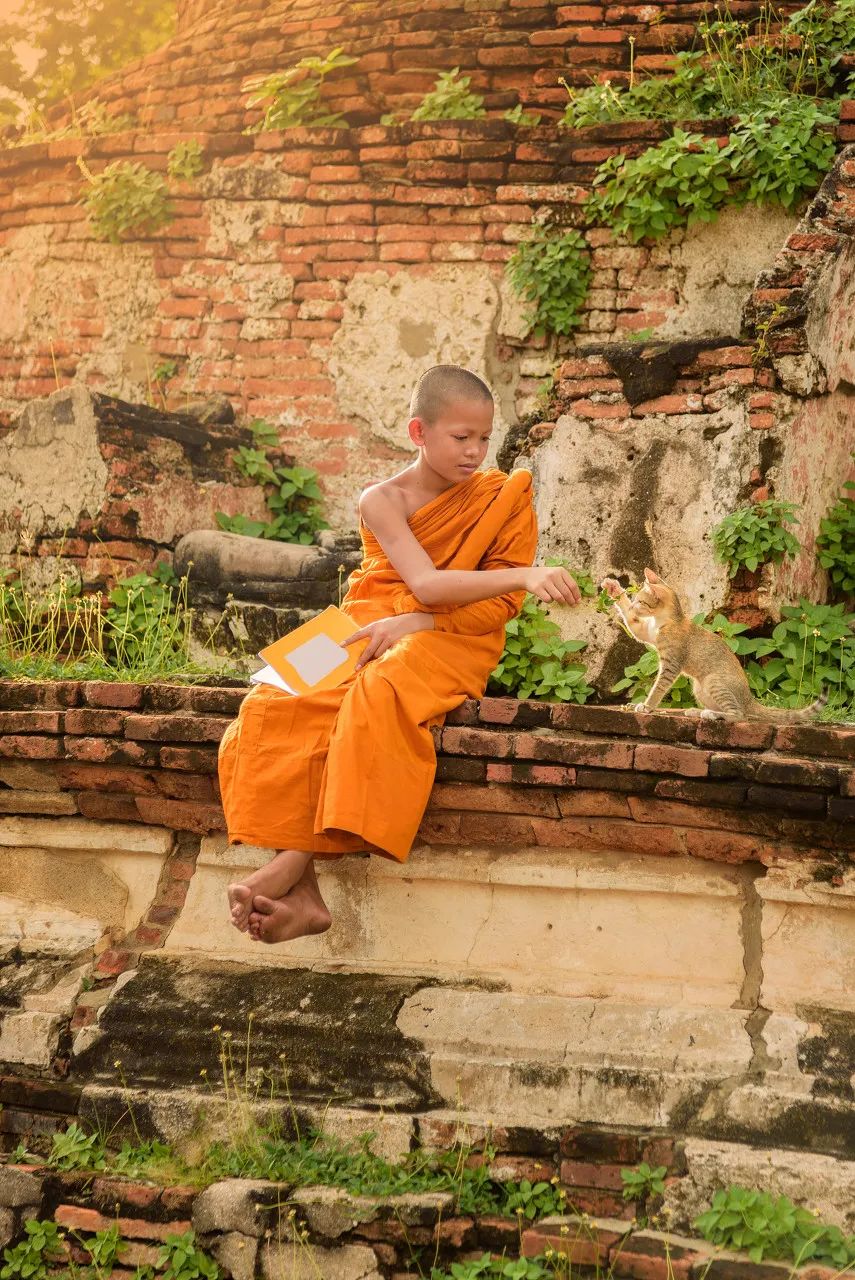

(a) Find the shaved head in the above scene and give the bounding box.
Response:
[409,364,493,425]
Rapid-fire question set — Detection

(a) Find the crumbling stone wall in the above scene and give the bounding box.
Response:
[2,117,823,526]
[0,680,853,1229]
[0,0,853,662]
[517,146,855,682]
[0,385,277,592]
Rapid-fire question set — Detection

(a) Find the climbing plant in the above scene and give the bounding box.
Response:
[744,600,855,706]
[243,47,357,132]
[816,462,855,597]
[77,156,174,243]
[167,140,205,181]
[506,224,592,337]
[710,499,801,577]
[411,68,486,121]
[694,1185,855,1267]
[489,576,595,704]
[215,419,329,545]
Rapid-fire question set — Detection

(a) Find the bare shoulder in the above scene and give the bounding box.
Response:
[358,476,408,531]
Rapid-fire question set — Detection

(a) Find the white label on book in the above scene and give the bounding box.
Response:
[287,633,349,685]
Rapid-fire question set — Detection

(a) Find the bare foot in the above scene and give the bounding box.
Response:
[247,888,332,945]
[227,883,253,931]
[225,849,313,932]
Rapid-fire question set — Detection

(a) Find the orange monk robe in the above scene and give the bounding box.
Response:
[217,467,538,863]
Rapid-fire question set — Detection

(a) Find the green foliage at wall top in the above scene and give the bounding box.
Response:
[411,68,487,122]
[816,465,855,597]
[243,47,357,132]
[77,155,174,243]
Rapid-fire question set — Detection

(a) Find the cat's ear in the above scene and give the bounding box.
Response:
[644,568,662,584]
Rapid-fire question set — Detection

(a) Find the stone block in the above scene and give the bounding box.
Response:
[208,1232,258,1280]
[0,1165,46,1209]
[261,1240,381,1280]
[193,1179,288,1238]
[0,1010,62,1068]
[290,1187,382,1240]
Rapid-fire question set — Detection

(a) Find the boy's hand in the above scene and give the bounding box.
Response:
[600,577,624,601]
[343,612,434,669]
[524,566,582,605]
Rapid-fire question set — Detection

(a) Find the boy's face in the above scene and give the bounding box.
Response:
[409,396,494,483]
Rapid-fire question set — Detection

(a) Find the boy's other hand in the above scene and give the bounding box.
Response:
[524,566,582,605]
[600,577,624,601]
[343,612,434,669]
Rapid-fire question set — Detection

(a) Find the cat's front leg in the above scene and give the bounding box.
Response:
[641,659,683,711]
[600,578,644,640]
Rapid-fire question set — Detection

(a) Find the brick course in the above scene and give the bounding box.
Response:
[1,681,852,859]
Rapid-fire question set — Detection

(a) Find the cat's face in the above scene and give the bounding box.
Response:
[630,569,680,622]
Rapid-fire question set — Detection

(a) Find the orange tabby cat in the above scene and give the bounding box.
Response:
[601,568,826,721]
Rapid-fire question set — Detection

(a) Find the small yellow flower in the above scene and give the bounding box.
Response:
[113,1059,122,1068]
[212,1024,221,1033]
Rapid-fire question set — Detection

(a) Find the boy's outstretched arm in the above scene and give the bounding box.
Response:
[359,487,581,607]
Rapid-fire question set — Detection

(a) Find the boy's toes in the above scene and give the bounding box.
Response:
[252,894,277,916]
[227,883,253,930]
[247,910,263,941]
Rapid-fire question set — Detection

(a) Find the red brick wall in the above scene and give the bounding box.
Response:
[1,680,852,890]
[61,0,808,131]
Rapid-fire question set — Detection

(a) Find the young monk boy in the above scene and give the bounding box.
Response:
[218,364,580,944]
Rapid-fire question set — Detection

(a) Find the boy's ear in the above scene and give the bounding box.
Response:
[408,417,427,447]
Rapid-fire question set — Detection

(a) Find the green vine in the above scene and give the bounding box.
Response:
[503,103,542,127]
[711,499,801,577]
[816,462,855,596]
[506,224,592,337]
[215,419,329,544]
[167,139,205,180]
[243,47,357,132]
[77,156,174,243]
[0,1221,65,1280]
[411,67,486,121]
[155,1231,221,1280]
[588,99,838,244]
[694,1185,855,1267]
[745,600,855,706]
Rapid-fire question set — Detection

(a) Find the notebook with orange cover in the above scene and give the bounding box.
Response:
[252,605,368,696]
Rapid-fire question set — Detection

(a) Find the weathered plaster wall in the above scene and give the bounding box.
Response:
[0,387,277,592]
[771,238,855,605]
[0,122,832,536]
[526,403,757,683]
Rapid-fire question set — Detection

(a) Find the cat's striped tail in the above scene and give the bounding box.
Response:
[753,689,828,722]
